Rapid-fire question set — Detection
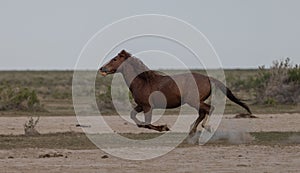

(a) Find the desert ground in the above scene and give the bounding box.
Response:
[1,70,299,172]
[1,114,300,173]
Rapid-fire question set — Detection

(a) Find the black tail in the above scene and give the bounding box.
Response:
[210,78,252,114]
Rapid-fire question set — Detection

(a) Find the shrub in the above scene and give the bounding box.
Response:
[96,84,135,114]
[288,64,300,84]
[24,116,40,136]
[0,85,45,111]
[255,58,300,104]
[96,85,114,111]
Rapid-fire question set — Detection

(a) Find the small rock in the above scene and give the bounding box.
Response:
[237,164,249,167]
[39,152,64,158]
[39,153,50,158]
[234,113,258,118]
[53,153,64,157]
[101,155,109,159]
[75,124,91,128]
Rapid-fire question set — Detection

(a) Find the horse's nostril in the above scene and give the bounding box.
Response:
[100,67,108,72]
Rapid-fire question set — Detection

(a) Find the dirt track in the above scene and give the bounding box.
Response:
[1,146,300,173]
[1,114,300,173]
[1,114,300,135]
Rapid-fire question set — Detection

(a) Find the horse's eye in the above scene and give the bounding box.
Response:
[113,58,117,61]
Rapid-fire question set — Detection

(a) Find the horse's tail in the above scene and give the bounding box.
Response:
[209,78,252,114]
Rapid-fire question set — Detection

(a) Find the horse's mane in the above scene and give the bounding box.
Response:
[128,56,162,81]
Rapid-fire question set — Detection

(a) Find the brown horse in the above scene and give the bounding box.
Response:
[99,50,252,135]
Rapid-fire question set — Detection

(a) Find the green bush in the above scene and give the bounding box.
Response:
[255,58,300,104]
[96,85,114,111]
[264,98,277,105]
[288,64,300,84]
[227,58,300,104]
[95,79,136,114]
[0,85,45,111]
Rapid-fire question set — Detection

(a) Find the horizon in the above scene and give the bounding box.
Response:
[0,66,285,72]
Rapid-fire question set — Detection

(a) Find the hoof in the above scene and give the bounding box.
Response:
[202,124,213,133]
[189,128,197,136]
[137,124,144,128]
[186,131,200,144]
[162,125,170,131]
[157,125,170,132]
[203,126,213,133]
[137,122,148,128]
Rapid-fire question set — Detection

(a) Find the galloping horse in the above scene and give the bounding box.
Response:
[99,50,252,135]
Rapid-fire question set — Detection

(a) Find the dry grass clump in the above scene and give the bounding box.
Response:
[24,116,40,136]
[255,58,300,104]
[0,86,45,111]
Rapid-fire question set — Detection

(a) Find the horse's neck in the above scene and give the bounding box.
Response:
[121,66,144,89]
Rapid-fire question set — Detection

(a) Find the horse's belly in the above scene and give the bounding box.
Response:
[166,102,182,109]
[152,101,182,109]
[150,93,182,109]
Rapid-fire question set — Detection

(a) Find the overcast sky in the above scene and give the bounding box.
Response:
[1,0,299,70]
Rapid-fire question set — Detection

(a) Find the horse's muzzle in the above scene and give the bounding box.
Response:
[99,67,108,76]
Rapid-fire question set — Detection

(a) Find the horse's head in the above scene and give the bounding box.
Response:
[99,50,131,76]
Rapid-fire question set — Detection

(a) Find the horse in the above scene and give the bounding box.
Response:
[99,50,252,135]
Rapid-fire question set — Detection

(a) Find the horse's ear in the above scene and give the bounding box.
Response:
[120,49,131,59]
[120,50,127,54]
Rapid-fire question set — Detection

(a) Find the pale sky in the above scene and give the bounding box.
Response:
[1,0,300,70]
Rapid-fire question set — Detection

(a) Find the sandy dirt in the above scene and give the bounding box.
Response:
[1,146,300,173]
[1,114,300,135]
[1,114,300,173]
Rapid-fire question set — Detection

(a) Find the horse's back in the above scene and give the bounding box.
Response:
[170,73,212,103]
[147,72,212,108]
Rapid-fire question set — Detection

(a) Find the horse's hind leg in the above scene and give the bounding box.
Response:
[189,109,206,136]
[201,104,214,132]
[189,102,211,136]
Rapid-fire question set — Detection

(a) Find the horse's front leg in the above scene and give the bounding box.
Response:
[130,106,154,127]
[138,107,169,132]
[130,105,143,125]
[144,107,152,125]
